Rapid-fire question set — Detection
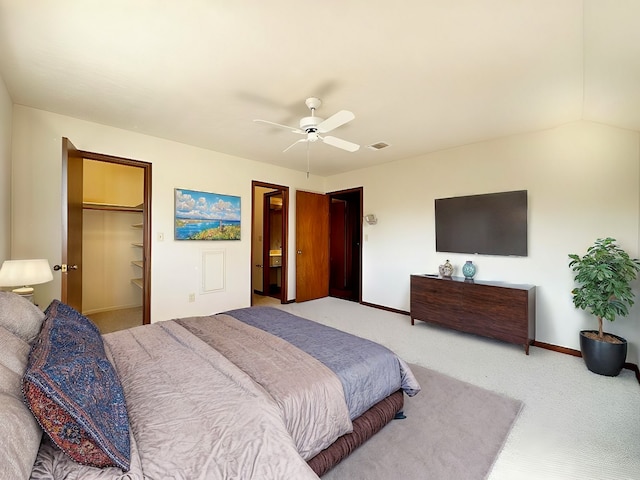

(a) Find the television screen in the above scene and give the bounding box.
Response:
[435,190,528,256]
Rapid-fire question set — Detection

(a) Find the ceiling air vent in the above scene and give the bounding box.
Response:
[367,142,390,151]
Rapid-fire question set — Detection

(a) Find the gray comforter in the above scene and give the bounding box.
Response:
[224,307,421,418]
[30,320,320,479]
[176,314,353,460]
[29,310,420,479]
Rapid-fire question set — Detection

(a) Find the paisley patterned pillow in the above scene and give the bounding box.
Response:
[22,300,130,470]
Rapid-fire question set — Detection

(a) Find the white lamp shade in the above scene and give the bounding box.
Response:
[0,259,54,287]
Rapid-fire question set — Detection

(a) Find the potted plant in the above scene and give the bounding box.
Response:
[568,237,640,376]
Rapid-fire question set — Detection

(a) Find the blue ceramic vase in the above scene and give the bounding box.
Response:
[462,260,476,279]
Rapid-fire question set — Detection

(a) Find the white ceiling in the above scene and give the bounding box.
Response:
[1,1,639,176]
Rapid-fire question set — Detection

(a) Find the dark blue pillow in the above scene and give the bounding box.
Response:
[23,300,130,470]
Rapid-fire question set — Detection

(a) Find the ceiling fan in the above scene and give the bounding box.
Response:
[254,97,360,153]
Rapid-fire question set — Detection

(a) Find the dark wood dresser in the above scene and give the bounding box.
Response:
[410,274,536,354]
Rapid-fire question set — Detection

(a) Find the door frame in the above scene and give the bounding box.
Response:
[62,139,152,324]
[251,181,289,304]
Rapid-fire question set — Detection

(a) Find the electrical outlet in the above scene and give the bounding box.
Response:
[188,293,195,302]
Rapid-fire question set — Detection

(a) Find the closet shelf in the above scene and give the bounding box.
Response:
[131,260,143,268]
[132,242,144,248]
[131,223,143,228]
[131,278,143,289]
[83,202,143,212]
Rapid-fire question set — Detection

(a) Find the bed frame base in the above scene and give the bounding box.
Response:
[307,390,404,476]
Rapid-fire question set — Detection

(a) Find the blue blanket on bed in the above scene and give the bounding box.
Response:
[225,307,420,419]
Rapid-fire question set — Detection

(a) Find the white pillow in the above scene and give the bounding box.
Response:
[0,292,45,344]
[0,392,43,480]
[0,311,45,480]
[0,325,30,376]
[0,362,22,399]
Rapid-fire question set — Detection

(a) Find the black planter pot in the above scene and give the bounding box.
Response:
[579,330,627,377]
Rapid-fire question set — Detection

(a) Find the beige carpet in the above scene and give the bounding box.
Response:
[322,363,523,480]
[86,306,142,334]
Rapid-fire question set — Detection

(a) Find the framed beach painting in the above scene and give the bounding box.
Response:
[174,188,241,240]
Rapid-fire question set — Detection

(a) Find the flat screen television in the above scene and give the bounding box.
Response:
[435,190,528,257]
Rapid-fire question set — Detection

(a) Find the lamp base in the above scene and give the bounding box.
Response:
[12,286,34,303]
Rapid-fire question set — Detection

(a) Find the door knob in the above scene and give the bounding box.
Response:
[297,250,302,254]
[53,264,78,273]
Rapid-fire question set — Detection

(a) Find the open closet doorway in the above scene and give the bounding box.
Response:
[61,138,152,332]
[251,181,289,306]
[328,187,362,302]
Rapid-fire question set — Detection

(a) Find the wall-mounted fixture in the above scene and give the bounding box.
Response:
[0,259,53,303]
[364,214,378,225]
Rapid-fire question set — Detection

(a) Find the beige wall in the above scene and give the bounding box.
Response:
[326,121,640,364]
[0,74,11,262]
[10,105,324,318]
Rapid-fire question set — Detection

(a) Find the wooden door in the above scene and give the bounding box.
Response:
[296,190,329,302]
[61,137,83,310]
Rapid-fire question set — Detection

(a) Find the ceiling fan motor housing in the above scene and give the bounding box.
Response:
[299,116,324,132]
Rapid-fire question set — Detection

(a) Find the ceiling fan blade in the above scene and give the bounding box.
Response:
[253,119,304,134]
[322,135,360,152]
[283,138,308,153]
[316,110,355,133]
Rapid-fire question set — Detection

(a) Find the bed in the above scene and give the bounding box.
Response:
[0,292,420,480]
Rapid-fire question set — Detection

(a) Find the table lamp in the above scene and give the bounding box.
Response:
[0,259,54,302]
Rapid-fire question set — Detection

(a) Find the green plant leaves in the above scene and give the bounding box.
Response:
[568,237,640,327]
